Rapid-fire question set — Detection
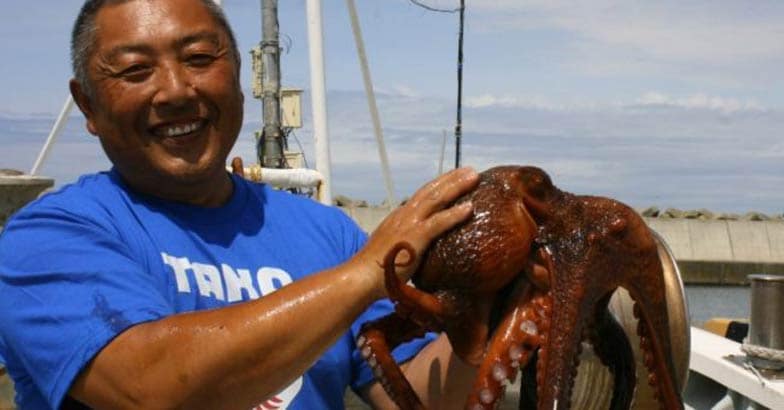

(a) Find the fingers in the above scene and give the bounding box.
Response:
[354,167,480,298]
[419,200,473,244]
[407,167,479,218]
[231,157,245,177]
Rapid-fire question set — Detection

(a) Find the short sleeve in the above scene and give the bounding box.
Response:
[0,206,173,408]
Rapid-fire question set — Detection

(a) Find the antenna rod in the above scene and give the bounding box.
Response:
[454,0,465,168]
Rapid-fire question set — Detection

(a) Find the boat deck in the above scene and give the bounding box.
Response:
[688,327,784,409]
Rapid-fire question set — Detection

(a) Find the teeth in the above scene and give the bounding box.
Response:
[162,121,201,137]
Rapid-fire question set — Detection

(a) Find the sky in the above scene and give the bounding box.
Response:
[0,1,782,214]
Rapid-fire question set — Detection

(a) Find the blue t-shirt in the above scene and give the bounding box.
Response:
[0,170,430,409]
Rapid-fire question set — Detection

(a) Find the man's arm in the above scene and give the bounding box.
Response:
[363,334,477,409]
[68,167,478,410]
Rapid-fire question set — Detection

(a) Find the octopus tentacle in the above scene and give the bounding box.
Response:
[615,217,682,409]
[384,242,449,324]
[536,281,589,410]
[533,197,683,410]
[629,295,682,410]
[358,314,429,409]
[358,166,684,410]
[465,281,551,410]
[590,305,636,410]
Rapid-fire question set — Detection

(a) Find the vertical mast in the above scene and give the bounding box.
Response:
[260,0,285,168]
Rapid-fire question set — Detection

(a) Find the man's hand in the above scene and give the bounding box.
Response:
[351,167,479,299]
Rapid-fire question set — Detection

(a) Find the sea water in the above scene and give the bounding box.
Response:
[685,285,750,327]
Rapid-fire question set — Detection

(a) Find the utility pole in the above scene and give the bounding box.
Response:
[454,0,465,169]
[260,0,285,168]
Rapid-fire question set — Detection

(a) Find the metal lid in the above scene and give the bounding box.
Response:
[748,274,784,282]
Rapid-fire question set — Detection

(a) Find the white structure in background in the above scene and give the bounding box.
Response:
[305,0,333,205]
[30,97,73,176]
[345,0,397,208]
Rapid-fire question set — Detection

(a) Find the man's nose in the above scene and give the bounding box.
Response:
[152,62,196,109]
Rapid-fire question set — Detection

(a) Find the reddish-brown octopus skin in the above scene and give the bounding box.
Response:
[357,166,541,409]
[357,165,684,410]
[519,166,683,410]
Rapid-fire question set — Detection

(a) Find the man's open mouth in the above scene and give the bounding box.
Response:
[152,119,207,138]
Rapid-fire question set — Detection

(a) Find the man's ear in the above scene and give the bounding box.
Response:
[69,79,98,136]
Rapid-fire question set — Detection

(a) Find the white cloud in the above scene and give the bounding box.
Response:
[635,92,765,113]
[465,94,564,110]
[464,91,767,115]
[392,85,421,98]
[464,1,784,85]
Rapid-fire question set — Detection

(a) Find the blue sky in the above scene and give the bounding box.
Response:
[1,1,782,214]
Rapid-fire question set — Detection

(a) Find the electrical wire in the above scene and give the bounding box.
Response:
[408,0,461,13]
[287,129,311,169]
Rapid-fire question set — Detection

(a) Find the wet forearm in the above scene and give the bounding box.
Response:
[70,261,378,409]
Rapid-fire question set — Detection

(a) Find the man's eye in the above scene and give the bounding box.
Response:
[118,65,152,81]
[187,54,216,67]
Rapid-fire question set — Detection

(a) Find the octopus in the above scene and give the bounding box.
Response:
[356,165,683,410]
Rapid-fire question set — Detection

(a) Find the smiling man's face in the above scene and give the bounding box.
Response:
[72,0,243,205]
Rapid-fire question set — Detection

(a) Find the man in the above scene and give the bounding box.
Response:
[0,0,480,409]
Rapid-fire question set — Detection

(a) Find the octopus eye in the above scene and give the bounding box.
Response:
[525,174,547,198]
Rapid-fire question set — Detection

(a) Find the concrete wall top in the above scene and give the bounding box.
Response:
[338,205,784,265]
[646,218,784,264]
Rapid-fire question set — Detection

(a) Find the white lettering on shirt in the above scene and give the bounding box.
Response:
[222,263,260,302]
[161,253,192,293]
[256,267,292,295]
[160,252,293,301]
[192,262,225,300]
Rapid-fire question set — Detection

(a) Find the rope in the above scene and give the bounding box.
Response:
[741,341,784,366]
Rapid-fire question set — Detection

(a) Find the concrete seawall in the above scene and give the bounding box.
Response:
[339,205,784,285]
[646,218,784,284]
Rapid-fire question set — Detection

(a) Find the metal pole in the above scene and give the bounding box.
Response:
[260,0,285,168]
[454,0,465,169]
[345,0,397,209]
[305,0,333,205]
[438,129,447,176]
[31,96,74,175]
